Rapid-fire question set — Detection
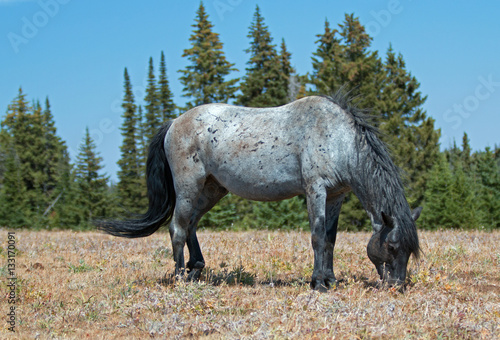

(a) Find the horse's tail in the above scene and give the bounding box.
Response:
[96,122,176,238]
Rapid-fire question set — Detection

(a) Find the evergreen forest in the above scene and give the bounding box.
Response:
[1,4,498,231]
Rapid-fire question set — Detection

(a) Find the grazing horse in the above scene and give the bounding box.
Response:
[98,91,421,291]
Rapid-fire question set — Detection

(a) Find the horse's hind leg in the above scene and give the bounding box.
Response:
[185,230,204,280]
[169,176,228,281]
[169,198,192,279]
[185,179,228,281]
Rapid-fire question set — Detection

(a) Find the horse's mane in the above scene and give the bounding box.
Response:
[322,90,421,259]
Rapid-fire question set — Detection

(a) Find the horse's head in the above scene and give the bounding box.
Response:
[367,207,422,287]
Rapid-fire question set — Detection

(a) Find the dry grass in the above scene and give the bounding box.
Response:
[1,228,499,339]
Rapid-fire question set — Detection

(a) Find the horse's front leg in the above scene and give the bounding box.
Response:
[307,186,328,292]
[323,195,344,288]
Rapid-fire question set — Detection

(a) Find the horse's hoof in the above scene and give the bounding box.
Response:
[187,268,202,281]
[187,261,205,271]
[186,261,204,281]
[314,284,329,292]
[325,277,338,289]
[311,280,329,292]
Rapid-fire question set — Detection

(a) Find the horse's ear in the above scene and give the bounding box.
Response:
[412,207,423,221]
[381,211,395,229]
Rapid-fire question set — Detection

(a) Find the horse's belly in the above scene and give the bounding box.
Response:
[210,153,304,201]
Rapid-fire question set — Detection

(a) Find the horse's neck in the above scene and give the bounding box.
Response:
[351,184,379,222]
[348,165,399,224]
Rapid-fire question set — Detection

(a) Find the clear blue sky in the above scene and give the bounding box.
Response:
[1,0,499,182]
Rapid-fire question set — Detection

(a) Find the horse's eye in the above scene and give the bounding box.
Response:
[388,242,399,253]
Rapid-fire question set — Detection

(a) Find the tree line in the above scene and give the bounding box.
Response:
[1,3,498,231]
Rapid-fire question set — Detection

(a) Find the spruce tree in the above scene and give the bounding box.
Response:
[0,89,71,228]
[460,132,473,173]
[2,91,39,226]
[422,153,454,229]
[423,151,481,229]
[237,5,284,107]
[25,101,48,219]
[309,15,382,230]
[475,147,500,228]
[144,57,160,144]
[377,47,440,206]
[179,2,238,108]
[198,194,238,229]
[158,51,176,121]
[136,105,147,172]
[245,197,309,230]
[338,14,382,106]
[309,15,440,230]
[52,161,81,229]
[0,132,28,227]
[277,38,295,104]
[41,98,59,194]
[117,68,146,213]
[40,98,71,217]
[74,127,111,227]
[309,14,382,107]
[448,161,479,229]
[309,19,343,94]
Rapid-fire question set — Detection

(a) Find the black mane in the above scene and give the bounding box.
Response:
[322,90,421,259]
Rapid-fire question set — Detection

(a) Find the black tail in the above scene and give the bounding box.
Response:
[96,122,176,238]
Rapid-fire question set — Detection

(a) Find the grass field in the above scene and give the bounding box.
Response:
[1,228,499,339]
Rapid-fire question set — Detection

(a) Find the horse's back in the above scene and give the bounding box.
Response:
[170,96,347,144]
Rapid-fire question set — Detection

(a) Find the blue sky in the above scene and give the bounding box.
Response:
[1,0,499,181]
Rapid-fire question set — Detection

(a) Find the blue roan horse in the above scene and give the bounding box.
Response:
[98,91,422,291]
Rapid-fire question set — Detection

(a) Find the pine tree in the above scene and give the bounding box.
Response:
[0,131,28,227]
[277,38,295,104]
[1,91,40,227]
[244,198,309,230]
[179,2,238,108]
[40,97,72,222]
[309,14,382,107]
[52,161,81,229]
[136,105,147,172]
[158,51,176,121]
[338,14,381,104]
[25,100,48,220]
[309,19,343,94]
[475,147,500,229]
[309,15,440,230]
[144,57,161,145]
[41,98,59,194]
[449,162,479,228]
[423,151,480,229]
[377,47,440,206]
[237,5,286,107]
[198,193,238,229]
[0,89,71,228]
[74,127,111,227]
[117,68,146,213]
[422,153,454,229]
[460,132,473,173]
[309,15,382,230]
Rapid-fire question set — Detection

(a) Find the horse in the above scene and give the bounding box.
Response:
[97,91,422,291]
